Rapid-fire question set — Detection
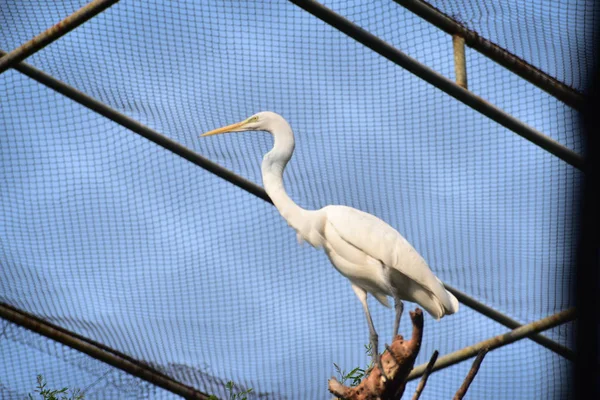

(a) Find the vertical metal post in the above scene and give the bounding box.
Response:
[392,0,585,110]
[0,0,120,75]
[452,35,468,89]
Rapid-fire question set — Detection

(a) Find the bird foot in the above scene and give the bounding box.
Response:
[328,309,425,400]
[374,353,389,382]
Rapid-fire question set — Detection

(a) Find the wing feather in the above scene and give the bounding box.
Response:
[323,205,457,316]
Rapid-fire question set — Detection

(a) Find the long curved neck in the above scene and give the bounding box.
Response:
[261,120,309,232]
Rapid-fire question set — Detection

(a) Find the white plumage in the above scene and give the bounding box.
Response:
[202,111,458,373]
[322,205,458,318]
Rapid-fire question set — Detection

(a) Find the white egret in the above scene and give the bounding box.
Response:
[201,111,458,376]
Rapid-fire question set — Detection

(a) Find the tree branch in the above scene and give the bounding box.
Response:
[453,348,488,400]
[328,309,424,400]
[412,350,439,400]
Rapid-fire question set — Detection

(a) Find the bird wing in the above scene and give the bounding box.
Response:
[323,205,456,315]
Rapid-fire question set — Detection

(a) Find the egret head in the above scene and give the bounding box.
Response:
[201,111,285,137]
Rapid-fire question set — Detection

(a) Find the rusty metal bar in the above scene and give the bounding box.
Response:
[407,308,577,380]
[287,0,584,170]
[0,0,119,75]
[445,284,575,360]
[0,302,210,399]
[452,35,467,89]
[392,0,585,110]
[3,52,575,361]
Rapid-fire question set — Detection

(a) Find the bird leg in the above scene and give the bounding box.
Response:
[366,312,388,382]
[352,284,388,381]
[393,299,404,339]
[328,309,425,399]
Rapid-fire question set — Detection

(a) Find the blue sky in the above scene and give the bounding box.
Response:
[0,0,585,398]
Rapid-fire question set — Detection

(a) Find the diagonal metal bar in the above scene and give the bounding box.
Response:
[0,302,210,399]
[287,0,584,170]
[407,308,576,380]
[0,49,270,204]
[2,52,575,361]
[392,0,585,110]
[0,0,120,75]
[445,284,575,360]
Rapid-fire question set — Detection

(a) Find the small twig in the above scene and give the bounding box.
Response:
[453,348,488,400]
[412,350,439,400]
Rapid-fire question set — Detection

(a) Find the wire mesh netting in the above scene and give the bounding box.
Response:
[1,0,591,398]
[0,319,174,399]
[425,0,599,92]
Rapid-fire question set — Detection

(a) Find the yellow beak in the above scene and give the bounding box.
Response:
[201,121,246,137]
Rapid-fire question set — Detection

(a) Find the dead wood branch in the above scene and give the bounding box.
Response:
[412,350,439,400]
[328,308,424,400]
[453,348,488,400]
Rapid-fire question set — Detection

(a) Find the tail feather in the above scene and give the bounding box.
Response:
[444,290,459,315]
[412,280,459,319]
[409,288,445,320]
[388,269,459,319]
[435,277,459,316]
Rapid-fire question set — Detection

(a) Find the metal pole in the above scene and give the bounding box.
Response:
[287,0,584,170]
[0,303,210,399]
[0,50,271,204]
[392,0,585,110]
[445,284,575,360]
[3,53,574,361]
[0,0,120,75]
[407,308,576,380]
[452,35,467,89]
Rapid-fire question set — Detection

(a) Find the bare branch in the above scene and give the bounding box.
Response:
[408,308,575,380]
[412,350,439,400]
[453,348,489,400]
